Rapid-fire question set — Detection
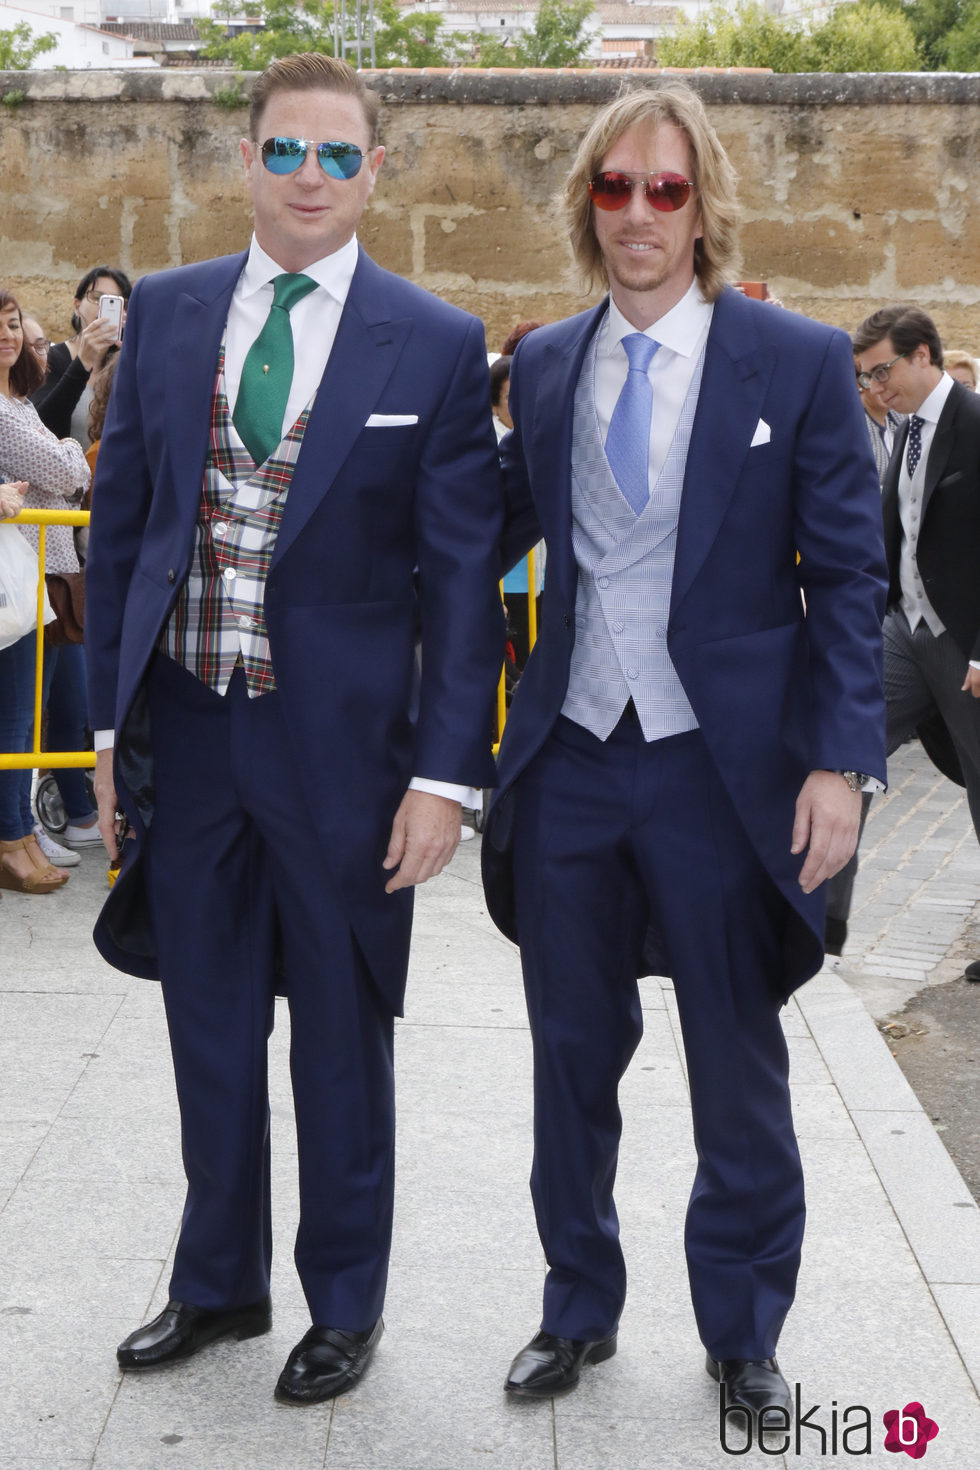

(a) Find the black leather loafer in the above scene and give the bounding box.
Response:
[274,1318,383,1405]
[706,1354,792,1422]
[504,1329,618,1398]
[117,1296,272,1370]
[964,959,980,982]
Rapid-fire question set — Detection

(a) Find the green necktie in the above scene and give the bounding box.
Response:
[232,272,318,465]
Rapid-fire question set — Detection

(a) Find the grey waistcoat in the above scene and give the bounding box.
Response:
[560,325,705,742]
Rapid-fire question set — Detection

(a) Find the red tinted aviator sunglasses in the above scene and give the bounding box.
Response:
[589,170,695,213]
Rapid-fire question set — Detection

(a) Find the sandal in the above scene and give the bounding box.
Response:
[0,837,69,893]
[24,832,71,886]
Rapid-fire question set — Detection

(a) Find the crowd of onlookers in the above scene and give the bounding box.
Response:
[1,263,979,901]
[0,266,127,896]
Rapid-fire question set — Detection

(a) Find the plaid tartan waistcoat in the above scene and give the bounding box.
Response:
[162,345,313,697]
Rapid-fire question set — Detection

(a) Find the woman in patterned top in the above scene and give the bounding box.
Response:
[0,288,90,893]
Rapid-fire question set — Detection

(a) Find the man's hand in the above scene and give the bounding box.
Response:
[94,746,120,860]
[791,770,862,894]
[962,665,980,698]
[383,790,462,893]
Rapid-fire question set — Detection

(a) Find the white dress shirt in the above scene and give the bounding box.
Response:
[97,233,477,808]
[898,371,954,637]
[594,279,713,483]
[224,233,358,442]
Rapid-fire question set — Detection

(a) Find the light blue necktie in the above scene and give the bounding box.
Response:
[605,332,659,514]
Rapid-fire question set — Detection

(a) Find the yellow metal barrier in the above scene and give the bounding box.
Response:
[0,508,94,772]
[1,509,532,771]
[493,545,537,757]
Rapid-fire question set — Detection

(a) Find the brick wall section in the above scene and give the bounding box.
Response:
[2,68,979,354]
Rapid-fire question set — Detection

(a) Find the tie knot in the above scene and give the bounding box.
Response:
[271,272,318,313]
[910,414,924,432]
[622,332,659,375]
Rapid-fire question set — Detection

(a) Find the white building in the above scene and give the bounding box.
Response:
[0,0,147,64]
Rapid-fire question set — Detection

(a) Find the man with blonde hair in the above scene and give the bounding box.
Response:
[483,82,887,1424]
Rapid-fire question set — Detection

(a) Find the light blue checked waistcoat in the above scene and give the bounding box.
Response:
[560,326,705,742]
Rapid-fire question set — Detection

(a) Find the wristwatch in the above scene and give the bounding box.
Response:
[837,770,869,793]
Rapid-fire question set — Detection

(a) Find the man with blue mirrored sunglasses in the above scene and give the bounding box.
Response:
[86,50,503,1408]
[261,135,365,180]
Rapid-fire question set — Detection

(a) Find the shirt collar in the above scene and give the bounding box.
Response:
[914,370,955,425]
[602,279,711,359]
[239,233,360,304]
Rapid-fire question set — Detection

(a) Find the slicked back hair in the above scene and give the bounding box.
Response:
[563,82,740,302]
[248,53,381,149]
[852,304,944,369]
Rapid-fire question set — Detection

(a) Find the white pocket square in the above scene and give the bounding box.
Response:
[365,413,418,427]
[750,418,771,447]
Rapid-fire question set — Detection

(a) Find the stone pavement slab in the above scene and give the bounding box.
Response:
[1,809,978,1467]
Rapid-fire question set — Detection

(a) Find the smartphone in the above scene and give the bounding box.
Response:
[97,293,124,338]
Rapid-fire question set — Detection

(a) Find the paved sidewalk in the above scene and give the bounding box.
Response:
[1,743,979,1468]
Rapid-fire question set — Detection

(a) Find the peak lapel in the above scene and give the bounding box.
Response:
[921,384,959,518]
[523,303,607,606]
[671,289,775,616]
[165,255,246,541]
[274,254,409,566]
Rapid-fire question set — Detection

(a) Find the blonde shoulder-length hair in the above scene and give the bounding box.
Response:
[563,82,740,303]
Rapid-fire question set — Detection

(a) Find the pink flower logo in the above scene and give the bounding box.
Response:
[883,1402,939,1458]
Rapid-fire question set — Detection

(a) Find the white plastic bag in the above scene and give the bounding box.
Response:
[0,525,55,651]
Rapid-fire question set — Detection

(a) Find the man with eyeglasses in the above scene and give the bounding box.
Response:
[845,303,980,983]
[482,82,887,1425]
[85,52,502,1403]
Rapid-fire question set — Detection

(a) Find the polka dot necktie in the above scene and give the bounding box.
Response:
[605,332,660,515]
[233,272,318,465]
[906,414,924,479]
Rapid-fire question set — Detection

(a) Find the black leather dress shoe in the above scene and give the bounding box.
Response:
[504,1329,618,1398]
[964,959,980,982]
[116,1296,272,1370]
[274,1318,383,1405]
[706,1354,792,1422]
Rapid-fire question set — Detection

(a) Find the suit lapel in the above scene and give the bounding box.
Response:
[165,254,246,542]
[274,252,410,566]
[526,303,607,608]
[921,384,959,518]
[670,288,775,617]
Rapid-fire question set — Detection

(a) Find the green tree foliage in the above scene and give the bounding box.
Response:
[517,0,595,65]
[808,2,920,70]
[197,0,447,69]
[0,21,58,68]
[658,0,920,72]
[936,0,980,67]
[455,0,595,67]
[657,1,806,69]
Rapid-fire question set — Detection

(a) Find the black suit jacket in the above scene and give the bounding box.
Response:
[881,376,980,785]
[883,378,980,662]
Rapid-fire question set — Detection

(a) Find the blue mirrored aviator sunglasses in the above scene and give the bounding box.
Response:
[260,136,364,180]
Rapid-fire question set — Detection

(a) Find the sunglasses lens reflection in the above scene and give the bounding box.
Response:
[262,137,307,174]
[318,143,363,180]
[648,174,692,211]
[590,172,635,210]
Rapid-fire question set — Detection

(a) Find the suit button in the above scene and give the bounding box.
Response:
[562,613,570,629]
[167,569,176,584]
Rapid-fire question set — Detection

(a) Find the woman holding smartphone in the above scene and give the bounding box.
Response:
[31,265,131,446]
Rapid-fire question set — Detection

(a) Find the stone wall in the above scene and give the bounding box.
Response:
[2,68,980,353]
